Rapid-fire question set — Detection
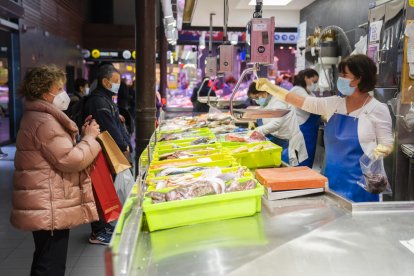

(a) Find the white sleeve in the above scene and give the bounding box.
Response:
[301,96,341,117]
[290,86,310,98]
[372,103,394,147]
[256,117,283,135]
[255,97,287,135]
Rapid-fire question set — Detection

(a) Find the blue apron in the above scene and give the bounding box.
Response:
[299,114,321,168]
[257,119,289,164]
[324,113,379,202]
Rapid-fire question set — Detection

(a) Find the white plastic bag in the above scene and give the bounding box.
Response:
[357,154,391,195]
[114,169,135,204]
[403,103,414,132]
[351,35,368,56]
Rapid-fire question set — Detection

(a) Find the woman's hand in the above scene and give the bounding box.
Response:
[82,119,100,138]
[373,144,393,159]
[255,78,289,101]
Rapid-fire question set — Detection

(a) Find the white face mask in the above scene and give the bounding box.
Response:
[50,90,70,111]
[84,87,90,96]
[110,83,120,94]
[306,83,318,92]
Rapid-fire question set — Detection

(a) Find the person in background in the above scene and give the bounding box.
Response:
[191,77,216,114]
[0,105,7,159]
[247,82,308,166]
[255,54,393,202]
[222,76,237,96]
[82,64,131,245]
[279,74,293,91]
[290,68,320,168]
[117,79,131,112]
[71,78,89,103]
[116,79,134,135]
[11,65,101,275]
[156,90,162,120]
[128,80,136,120]
[65,78,90,120]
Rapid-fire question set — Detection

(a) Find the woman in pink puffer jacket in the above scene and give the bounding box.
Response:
[10,65,101,276]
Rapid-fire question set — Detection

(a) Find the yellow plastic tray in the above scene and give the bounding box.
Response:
[143,179,264,232]
[225,141,282,169]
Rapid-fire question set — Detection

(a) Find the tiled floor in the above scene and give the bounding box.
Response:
[0,145,106,276]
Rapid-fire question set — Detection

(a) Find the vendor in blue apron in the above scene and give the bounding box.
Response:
[255,54,393,202]
[247,82,308,166]
[290,68,321,168]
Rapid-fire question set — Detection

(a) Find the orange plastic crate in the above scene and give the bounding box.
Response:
[255,166,328,191]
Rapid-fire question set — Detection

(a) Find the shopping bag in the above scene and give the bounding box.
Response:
[90,151,122,223]
[97,131,132,174]
[357,154,391,195]
[114,169,135,205]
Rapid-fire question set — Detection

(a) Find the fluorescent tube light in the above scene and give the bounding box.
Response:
[248,0,292,6]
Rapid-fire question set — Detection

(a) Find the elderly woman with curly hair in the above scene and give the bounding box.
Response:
[10,65,101,276]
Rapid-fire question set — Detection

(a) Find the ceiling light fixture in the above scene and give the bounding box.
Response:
[248,0,292,6]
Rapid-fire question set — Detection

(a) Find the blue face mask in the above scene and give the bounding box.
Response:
[110,82,120,94]
[336,77,356,96]
[255,97,267,106]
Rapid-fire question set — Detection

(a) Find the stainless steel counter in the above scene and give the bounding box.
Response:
[118,194,414,276]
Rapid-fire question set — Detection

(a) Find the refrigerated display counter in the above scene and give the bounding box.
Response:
[106,130,414,276]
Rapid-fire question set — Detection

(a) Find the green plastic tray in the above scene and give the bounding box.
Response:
[156,133,216,146]
[220,141,250,147]
[155,140,218,151]
[143,179,264,232]
[147,158,238,178]
[154,143,222,156]
[146,166,254,188]
[157,127,212,136]
[153,148,223,162]
[150,153,233,169]
[225,141,282,169]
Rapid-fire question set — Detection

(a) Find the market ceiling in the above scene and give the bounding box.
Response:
[184,0,315,28]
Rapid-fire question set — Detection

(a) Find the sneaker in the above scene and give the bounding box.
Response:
[105,224,115,235]
[89,231,111,245]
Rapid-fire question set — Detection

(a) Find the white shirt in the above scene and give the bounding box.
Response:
[256,95,308,165]
[289,86,314,125]
[302,96,393,156]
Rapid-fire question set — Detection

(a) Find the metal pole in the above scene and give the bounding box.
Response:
[223,0,227,41]
[159,25,168,99]
[135,0,157,174]
[209,13,215,55]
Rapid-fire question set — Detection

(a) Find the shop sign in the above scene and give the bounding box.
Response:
[86,49,136,61]
[369,20,383,43]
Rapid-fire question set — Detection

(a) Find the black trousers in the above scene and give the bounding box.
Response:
[31,229,69,276]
